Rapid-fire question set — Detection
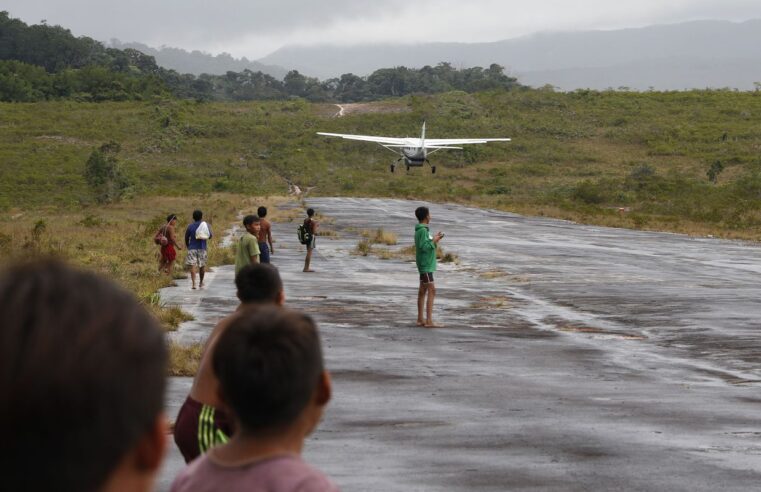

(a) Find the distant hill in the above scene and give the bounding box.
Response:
[109,40,288,79]
[257,20,761,90]
[519,58,761,91]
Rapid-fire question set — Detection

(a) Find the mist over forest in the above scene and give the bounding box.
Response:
[257,20,761,90]
[107,19,761,91]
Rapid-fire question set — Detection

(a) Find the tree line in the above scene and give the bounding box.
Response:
[0,12,523,103]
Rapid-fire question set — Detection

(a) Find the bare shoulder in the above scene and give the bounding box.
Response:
[203,312,238,350]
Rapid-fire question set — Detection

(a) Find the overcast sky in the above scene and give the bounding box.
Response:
[4,0,761,59]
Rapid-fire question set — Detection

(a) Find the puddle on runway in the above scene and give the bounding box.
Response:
[550,318,648,340]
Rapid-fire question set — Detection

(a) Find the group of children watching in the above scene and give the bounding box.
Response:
[1,260,338,492]
[2,204,443,491]
[160,207,276,288]
[235,207,318,274]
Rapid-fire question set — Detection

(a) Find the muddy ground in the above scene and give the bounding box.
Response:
[157,197,761,491]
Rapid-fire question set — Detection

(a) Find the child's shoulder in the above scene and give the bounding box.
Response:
[170,454,213,492]
[263,456,339,491]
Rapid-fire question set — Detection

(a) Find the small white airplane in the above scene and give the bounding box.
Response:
[317,122,510,173]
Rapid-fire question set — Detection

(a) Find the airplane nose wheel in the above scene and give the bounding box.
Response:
[390,164,395,173]
[431,166,436,174]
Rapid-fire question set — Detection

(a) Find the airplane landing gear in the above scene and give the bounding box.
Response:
[390,163,395,173]
[431,166,436,174]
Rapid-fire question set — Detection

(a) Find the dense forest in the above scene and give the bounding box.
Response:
[0,12,522,103]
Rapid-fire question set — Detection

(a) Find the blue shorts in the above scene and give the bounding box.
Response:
[259,242,270,263]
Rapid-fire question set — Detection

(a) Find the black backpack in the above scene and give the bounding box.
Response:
[297,223,312,245]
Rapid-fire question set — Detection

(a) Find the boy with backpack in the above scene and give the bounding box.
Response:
[170,307,338,492]
[300,208,318,272]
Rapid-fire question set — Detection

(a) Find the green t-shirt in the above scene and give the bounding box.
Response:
[235,232,261,274]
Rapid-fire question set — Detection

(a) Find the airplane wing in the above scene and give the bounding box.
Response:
[317,131,510,149]
[317,132,408,146]
[424,138,511,147]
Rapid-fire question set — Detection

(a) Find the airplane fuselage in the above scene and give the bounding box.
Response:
[402,142,426,166]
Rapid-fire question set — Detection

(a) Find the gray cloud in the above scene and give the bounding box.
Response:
[4,0,761,59]
[4,1,405,38]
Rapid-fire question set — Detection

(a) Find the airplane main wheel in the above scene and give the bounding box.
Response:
[406,166,410,172]
[390,164,395,173]
[431,166,436,174]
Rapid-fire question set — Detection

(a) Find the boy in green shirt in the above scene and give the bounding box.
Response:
[414,206,444,327]
[235,215,261,275]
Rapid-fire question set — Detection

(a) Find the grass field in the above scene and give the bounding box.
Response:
[3,90,761,239]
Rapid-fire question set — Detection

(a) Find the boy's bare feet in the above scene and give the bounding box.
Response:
[303,269,315,272]
[191,285,197,290]
[199,282,205,289]
[424,322,443,328]
[416,320,425,326]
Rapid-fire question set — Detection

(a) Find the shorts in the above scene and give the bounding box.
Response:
[173,395,232,463]
[420,272,434,284]
[259,242,270,263]
[307,235,316,250]
[160,244,176,262]
[185,249,208,268]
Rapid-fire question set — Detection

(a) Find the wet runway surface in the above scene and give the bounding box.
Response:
[157,198,761,491]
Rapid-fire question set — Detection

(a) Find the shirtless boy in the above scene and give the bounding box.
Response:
[257,206,274,263]
[173,263,285,463]
[303,208,318,272]
[159,214,182,275]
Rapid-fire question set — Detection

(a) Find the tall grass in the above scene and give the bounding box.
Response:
[361,228,398,245]
[168,342,203,377]
[0,193,248,330]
